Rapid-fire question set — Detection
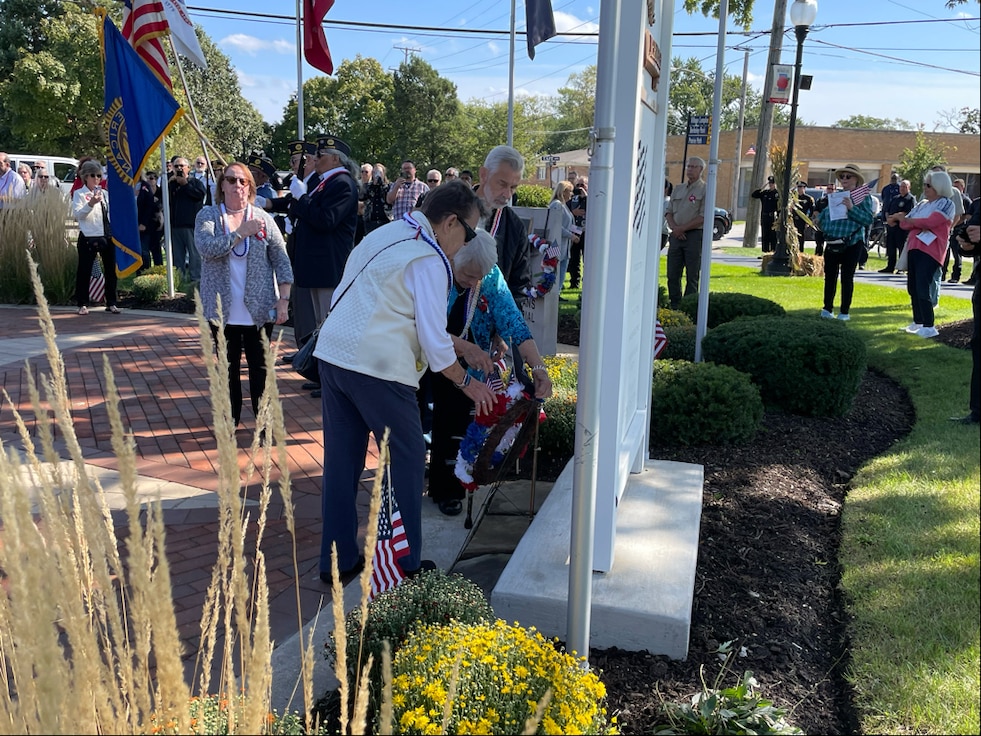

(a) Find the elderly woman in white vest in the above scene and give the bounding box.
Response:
[313,180,496,584]
[194,161,293,429]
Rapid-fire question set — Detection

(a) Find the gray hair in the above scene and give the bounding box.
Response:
[924,170,954,199]
[453,229,498,279]
[78,160,103,178]
[687,156,706,170]
[483,145,524,176]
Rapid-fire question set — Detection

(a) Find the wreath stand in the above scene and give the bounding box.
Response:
[453,396,543,597]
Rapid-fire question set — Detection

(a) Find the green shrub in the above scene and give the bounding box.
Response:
[651,359,763,446]
[657,308,693,327]
[701,316,867,417]
[514,184,552,208]
[677,292,786,328]
[131,273,168,304]
[325,569,493,706]
[539,385,577,458]
[659,284,668,308]
[390,618,614,734]
[660,324,698,362]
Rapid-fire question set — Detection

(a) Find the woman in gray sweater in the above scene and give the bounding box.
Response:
[195,161,293,428]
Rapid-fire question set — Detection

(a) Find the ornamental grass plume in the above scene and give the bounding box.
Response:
[0,256,318,733]
[0,188,74,304]
[390,619,616,735]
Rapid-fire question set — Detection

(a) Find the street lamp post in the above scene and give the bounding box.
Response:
[765,0,818,276]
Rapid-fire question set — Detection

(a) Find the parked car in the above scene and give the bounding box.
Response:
[7,153,79,193]
[713,207,732,240]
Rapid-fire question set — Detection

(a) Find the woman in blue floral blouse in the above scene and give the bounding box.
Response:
[427,230,553,516]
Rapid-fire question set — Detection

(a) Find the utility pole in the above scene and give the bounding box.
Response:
[393,45,421,65]
[743,0,788,249]
[731,46,751,219]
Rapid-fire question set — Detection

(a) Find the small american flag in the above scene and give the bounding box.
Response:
[654,319,668,359]
[89,259,106,303]
[485,357,508,393]
[369,479,410,600]
[850,184,870,205]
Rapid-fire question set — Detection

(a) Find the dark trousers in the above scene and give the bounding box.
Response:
[970,282,979,419]
[427,371,472,503]
[907,249,941,328]
[75,235,117,308]
[569,232,584,288]
[814,229,825,257]
[822,243,862,315]
[210,322,273,426]
[666,229,703,308]
[416,368,434,438]
[760,214,777,253]
[140,230,163,269]
[884,226,907,272]
[943,238,963,281]
[318,361,425,574]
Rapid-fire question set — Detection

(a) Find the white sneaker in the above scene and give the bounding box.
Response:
[820,309,835,319]
[837,313,851,321]
[916,326,939,338]
[903,323,923,333]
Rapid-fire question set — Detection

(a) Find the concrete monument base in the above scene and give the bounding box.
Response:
[491,458,703,659]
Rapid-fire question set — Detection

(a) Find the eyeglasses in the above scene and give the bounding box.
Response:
[427,178,439,183]
[196,160,206,165]
[38,175,50,179]
[460,218,477,243]
[923,182,933,189]
[174,165,186,170]
[837,173,854,181]
[224,175,248,186]
[85,173,101,179]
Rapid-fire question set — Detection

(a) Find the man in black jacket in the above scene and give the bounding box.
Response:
[881,179,916,273]
[751,176,780,254]
[288,134,359,342]
[475,145,531,301]
[168,157,206,281]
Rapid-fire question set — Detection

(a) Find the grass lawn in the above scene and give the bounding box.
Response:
[558,260,979,734]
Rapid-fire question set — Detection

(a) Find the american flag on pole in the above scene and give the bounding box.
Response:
[485,357,508,393]
[654,319,668,359]
[122,0,173,91]
[89,258,106,304]
[369,479,410,600]
[850,183,871,205]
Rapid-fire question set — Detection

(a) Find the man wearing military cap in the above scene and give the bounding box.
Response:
[751,175,780,254]
[247,154,279,206]
[288,134,359,370]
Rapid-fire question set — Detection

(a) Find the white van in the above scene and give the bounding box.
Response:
[7,154,80,193]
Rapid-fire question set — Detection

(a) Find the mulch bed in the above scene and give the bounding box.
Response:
[540,314,973,733]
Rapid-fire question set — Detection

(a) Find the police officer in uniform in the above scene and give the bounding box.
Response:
[752,176,780,253]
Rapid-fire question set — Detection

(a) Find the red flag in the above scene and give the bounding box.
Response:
[304,0,334,75]
[369,480,410,600]
[122,0,173,91]
[654,319,668,359]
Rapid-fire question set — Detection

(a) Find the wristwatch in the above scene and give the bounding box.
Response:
[454,372,471,390]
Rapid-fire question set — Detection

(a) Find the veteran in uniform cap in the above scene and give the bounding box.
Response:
[287,134,359,386]
[247,154,278,206]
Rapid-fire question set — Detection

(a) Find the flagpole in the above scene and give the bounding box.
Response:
[506,0,516,147]
[296,0,305,137]
[166,37,224,171]
[160,140,176,298]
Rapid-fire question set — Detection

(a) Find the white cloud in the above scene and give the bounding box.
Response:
[487,41,500,56]
[235,70,296,124]
[552,10,599,44]
[220,34,294,57]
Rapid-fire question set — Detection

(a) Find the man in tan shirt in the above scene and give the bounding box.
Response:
[665,157,706,308]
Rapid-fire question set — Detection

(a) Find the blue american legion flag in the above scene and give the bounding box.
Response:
[369,480,410,600]
[99,10,183,277]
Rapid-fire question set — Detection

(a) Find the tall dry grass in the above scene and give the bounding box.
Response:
[0,192,76,305]
[0,260,347,733]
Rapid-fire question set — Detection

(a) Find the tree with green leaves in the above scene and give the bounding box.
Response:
[387,56,463,170]
[897,130,949,199]
[548,65,595,153]
[833,115,915,130]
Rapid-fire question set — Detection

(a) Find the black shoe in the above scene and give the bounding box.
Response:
[302,381,320,390]
[878,268,893,273]
[402,560,437,579]
[310,389,321,398]
[320,555,365,585]
[947,277,961,284]
[282,352,296,364]
[949,414,980,425]
[435,498,463,516]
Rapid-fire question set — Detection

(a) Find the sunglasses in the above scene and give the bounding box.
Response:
[460,218,477,243]
[38,175,50,179]
[837,173,854,181]
[85,173,102,178]
[427,178,439,183]
[923,182,933,189]
[224,175,248,186]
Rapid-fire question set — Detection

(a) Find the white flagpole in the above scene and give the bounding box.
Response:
[160,140,176,298]
[506,0,516,146]
[296,0,305,137]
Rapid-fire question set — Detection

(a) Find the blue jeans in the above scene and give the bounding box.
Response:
[318,361,425,574]
[906,249,941,327]
[171,226,200,282]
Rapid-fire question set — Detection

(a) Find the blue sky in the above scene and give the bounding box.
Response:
[182,1,980,131]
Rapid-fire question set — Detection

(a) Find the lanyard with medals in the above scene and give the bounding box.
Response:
[221,203,252,257]
[402,212,452,298]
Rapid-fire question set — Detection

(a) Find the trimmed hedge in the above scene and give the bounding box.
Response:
[700,315,867,417]
[651,359,763,446]
[660,323,698,362]
[677,291,786,328]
